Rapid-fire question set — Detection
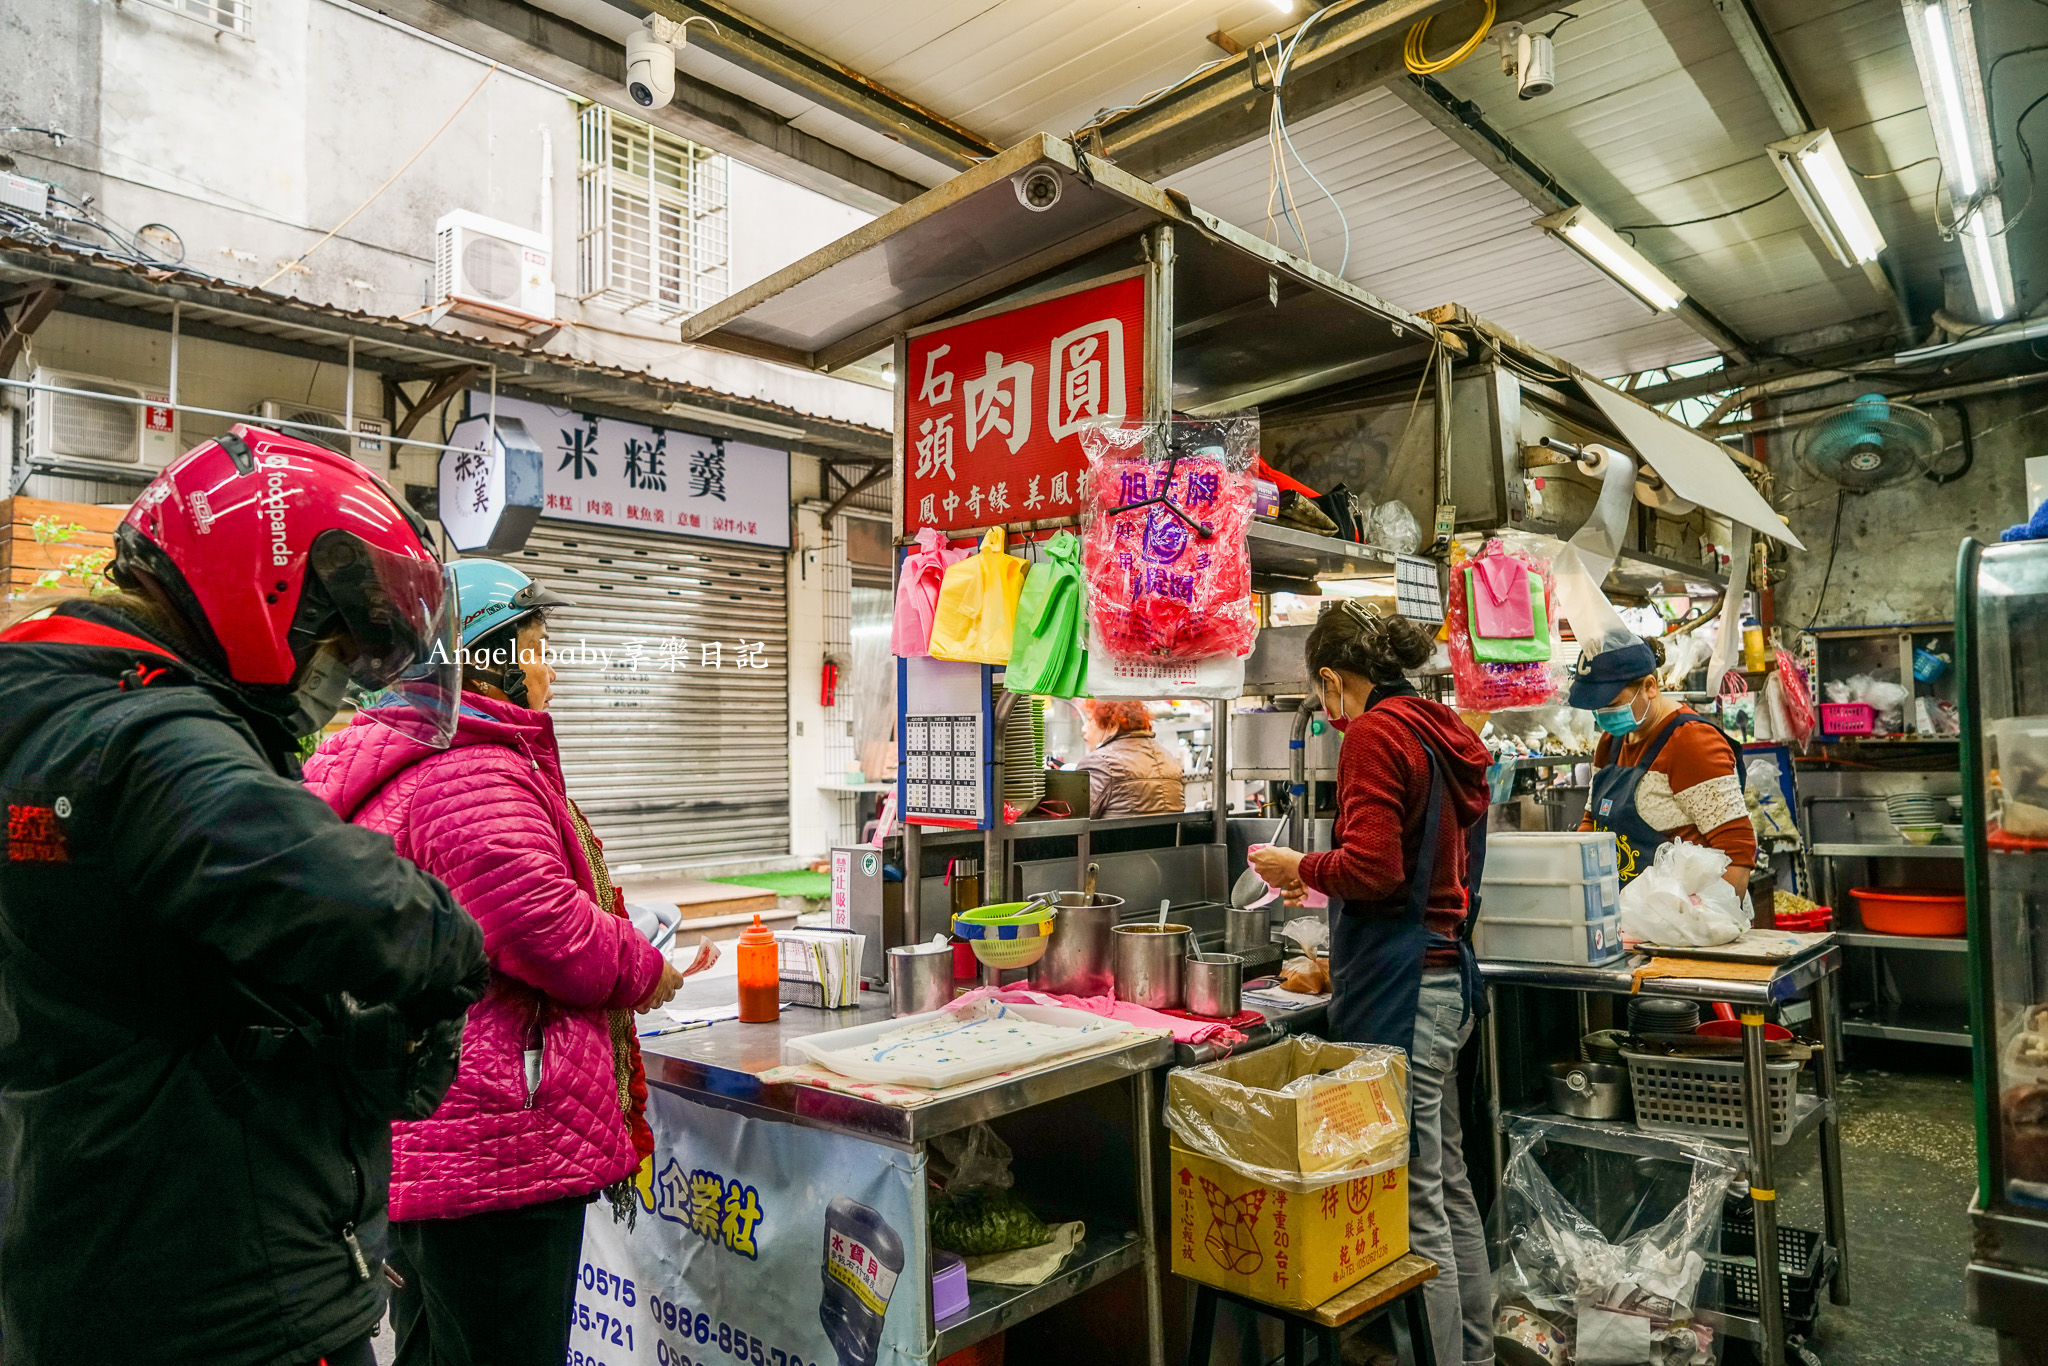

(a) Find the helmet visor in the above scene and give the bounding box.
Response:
[309,531,452,689]
[349,564,460,749]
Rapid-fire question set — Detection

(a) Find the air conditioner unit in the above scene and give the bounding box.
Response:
[255,401,392,463]
[433,210,556,330]
[26,368,178,473]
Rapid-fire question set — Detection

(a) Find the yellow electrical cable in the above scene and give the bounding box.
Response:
[1404,0,1497,76]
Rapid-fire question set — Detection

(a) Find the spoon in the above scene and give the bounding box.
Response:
[1157,898,1170,926]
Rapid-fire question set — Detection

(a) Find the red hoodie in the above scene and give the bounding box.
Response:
[1298,693,1492,964]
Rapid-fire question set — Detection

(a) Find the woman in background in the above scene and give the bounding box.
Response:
[1073,697,1185,817]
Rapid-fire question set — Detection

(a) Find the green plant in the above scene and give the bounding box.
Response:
[27,516,115,596]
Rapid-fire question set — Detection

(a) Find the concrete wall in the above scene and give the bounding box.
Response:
[1773,389,2048,628]
[0,0,886,430]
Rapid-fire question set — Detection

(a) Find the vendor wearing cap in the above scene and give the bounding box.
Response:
[1572,633,1755,894]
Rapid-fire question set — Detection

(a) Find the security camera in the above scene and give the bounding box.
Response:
[1013,167,1062,213]
[1493,23,1556,100]
[626,23,677,109]
[1516,31,1556,99]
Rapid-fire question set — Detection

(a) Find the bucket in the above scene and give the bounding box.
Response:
[1028,891,1125,997]
[1183,953,1244,1019]
[1113,923,1192,1008]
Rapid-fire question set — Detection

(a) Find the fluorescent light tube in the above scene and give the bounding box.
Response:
[1919,2,1978,195]
[1534,206,1686,312]
[1963,210,2011,320]
[1768,128,1887,266]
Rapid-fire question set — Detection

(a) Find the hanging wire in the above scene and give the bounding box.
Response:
[1402,0,1497,75]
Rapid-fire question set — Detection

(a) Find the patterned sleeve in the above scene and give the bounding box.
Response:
[1663,722,1757,869]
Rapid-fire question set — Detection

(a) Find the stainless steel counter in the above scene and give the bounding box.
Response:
[1478,941,1841,1007]
[641,997,1174,1149]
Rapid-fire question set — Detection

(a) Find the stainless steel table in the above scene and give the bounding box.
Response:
[644,997,1174,1365]
[1478,943,1847,1366]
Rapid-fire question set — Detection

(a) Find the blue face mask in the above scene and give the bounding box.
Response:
[1594,689,1645,737]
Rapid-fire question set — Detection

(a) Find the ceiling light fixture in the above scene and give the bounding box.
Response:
[1901,0,2013,320]
[1767,128,1886,266]
[1533,205,1685,312]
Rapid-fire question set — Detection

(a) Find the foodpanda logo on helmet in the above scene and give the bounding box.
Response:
[261,455,293,566]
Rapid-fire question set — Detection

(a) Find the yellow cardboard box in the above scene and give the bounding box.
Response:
[1170,1140,1410,1311]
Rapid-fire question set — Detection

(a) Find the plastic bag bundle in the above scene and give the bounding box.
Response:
[1773,649,1816,748]
[1494,1126,1734,1365]
[928,1124,1055,1255]
[890,526,968,658]
[1447,538,1561,711]
[1006,530,1088,697]
[928,526,1029,665]
[1825,672,1909,732]
[1079,416,1257,662]
[1744,756,1801,847]
[1617,841,1746,947]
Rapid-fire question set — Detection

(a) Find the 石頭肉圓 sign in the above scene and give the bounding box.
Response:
[903,272,1144,535]
[446,393,790,549]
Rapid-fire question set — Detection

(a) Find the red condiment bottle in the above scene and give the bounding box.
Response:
[736,914,780,1023]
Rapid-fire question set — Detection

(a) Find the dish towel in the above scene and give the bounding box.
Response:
[949,985,1250,1048]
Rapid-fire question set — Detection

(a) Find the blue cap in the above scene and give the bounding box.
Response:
[1567,635,1659,710]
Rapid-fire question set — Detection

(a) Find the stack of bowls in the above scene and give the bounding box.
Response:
[1581,1029,1629,1067]
[995,686,1047,809]
[1886,792,1948,844]
[1629,997,1701,1037]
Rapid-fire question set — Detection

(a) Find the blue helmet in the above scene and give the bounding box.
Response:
[451,558,572,649]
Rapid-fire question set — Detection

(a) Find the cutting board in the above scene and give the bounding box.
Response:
[1631,928,1833,963]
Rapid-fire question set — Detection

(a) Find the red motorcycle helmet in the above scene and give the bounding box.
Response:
[116,425,458,740]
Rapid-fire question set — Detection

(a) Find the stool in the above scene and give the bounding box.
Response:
[1183,1253,1440,1366]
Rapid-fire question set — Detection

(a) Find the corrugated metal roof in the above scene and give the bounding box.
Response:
[0,237,892,455]
[1432,0,1940,342]
[1163,85,1708,377]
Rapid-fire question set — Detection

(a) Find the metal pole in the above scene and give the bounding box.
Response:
[1811,971,1851,1306]
[167,302,181,410]
[1432,329,1454,548]
[1212,699,1229,849]
[1145,225,1175,424]
[902,821,923,945]
[1134,1065,1166,1366]
[1741,1010,1786,1365]
[344,337,357,461]
[1484,984,1505,1193]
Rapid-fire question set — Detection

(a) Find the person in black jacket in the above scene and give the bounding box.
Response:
[0,426,488,1366]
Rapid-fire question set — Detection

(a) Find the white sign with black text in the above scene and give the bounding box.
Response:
[450,393,791,549]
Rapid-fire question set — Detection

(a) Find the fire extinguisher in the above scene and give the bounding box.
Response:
[821,657,839,708]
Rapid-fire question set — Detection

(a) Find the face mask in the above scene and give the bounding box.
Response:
[1319,679,1353,733]
[1594,687,1646,737]
[284,642,354,738]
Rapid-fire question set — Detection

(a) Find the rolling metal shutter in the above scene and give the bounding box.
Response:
[511,520,790,871]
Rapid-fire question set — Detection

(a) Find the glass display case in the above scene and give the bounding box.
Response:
[1958,537,2048,1353]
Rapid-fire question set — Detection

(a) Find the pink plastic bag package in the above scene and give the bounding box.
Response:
[1448,538,1560,711]
[1078,418,1257,662]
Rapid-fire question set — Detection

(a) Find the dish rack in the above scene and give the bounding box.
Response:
[1699,1211,1837,1332]
[1620,1048,1804,1145]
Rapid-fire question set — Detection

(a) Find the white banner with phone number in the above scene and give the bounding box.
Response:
[569,1084,928,1366]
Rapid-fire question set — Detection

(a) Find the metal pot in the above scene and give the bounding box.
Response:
[1029,891,1126,997]
[887,942,955,1017]
[1112,923,1192,1009]
[1183,952,1244,1019]
[1224,906,1270,954]
[1545,1061,1630,1120]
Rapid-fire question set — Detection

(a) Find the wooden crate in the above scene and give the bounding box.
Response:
[2,496,124,596]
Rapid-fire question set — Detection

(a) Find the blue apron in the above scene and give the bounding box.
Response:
[1326,709,1489,1062]
[1587,712,1713,884]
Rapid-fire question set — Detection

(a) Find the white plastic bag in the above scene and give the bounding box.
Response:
[1618,841,1745,946]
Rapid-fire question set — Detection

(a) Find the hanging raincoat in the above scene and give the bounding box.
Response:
[928,527,1028,665]
[1006,531,1087,697]
[890,527,967,658]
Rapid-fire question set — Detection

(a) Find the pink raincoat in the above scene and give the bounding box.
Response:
[304,694,665,1221]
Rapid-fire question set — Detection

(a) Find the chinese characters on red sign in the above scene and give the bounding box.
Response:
[902,273,1145,534]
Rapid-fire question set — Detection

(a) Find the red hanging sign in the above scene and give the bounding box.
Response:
[902,272,1145,535]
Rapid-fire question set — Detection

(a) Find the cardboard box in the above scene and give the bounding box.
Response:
[1170,1141,1409,1311]
[1163,1037,1412,1310]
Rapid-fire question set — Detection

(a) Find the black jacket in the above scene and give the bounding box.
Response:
[0,601,486,1365]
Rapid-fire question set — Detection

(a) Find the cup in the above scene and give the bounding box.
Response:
[1029,890,1125,997]
[1224,906,1270,954]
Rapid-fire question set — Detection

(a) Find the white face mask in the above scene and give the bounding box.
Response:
[284,641,354,738]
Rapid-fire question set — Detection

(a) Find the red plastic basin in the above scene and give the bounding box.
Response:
[1850,887,1967,937]
[1694,1019,1796,1042]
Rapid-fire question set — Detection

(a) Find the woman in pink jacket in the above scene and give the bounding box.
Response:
[306,560,711,1365]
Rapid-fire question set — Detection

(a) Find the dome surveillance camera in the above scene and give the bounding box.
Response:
[1013,167,1062,213]
[626,25,677,109]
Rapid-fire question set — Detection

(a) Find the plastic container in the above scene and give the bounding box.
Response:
[820,1196,904,1366]
[1742,620,1767,673]
[1773,904,1833,932]
[736,914,780,1023]
[1849,887,1967,936]
[1621,1048,1803,1144]
[1483,831,1618,882]
[1818,701,1877,735]
[1473,911,1624,966]
[1699,1211,1836,1333]
[931,1250,970,1322]
[952,903,1057,970]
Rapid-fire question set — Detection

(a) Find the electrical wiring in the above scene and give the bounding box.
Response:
[1847,155,1941,179]
[1612,185,1788,235]
[1258,6,1353,276]
[1403,0,1496,76]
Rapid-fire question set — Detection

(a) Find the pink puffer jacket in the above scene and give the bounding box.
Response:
[304,694,664,1221]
